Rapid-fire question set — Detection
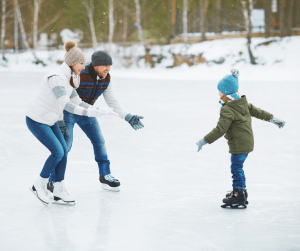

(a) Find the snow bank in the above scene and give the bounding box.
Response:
[0,36,299,82]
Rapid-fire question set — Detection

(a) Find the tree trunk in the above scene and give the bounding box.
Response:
[33,0,41,50]
[279,0,286,37]
[199,0,206,41]
[214,0,221,33]
[183,0,188,43]
[108,0,114,51]
[171,0,176,37]
[286,0,294,36]
[14,5,18,63]
[1,0,6,60]
[84,0,97,50]
[14,0,32,52]
[123,0,127,43]
[295,0,300,27]
[264,0,272,37]
[14,0,45,64]
[241,0,256,64]
[134,0,145,46]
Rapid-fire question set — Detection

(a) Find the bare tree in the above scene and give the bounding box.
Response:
[241,0,256,64]
[199,0,206,41]
[1,0,6,60]
[214,0,221,33]
[286,0,295,36]
[279,0,286,37]
[123,0,128,43]
[134,0,144,45]
[83,0,97,50]
[295,0,300,27]
[183,0,188,43]
[14,0,45,65]
[171,0,176,37]
[14,4,18,63]
[33,0,43,50]
[108,0,114,51]
[264,0,272,37]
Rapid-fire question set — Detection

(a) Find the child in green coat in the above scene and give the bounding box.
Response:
[196,69,285,209]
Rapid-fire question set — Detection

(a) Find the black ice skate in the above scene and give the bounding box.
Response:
[225,188,249,205]
[99,174,120,192]
[221,189,247,209]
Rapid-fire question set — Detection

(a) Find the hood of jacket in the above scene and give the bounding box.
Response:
[224,95,249,116]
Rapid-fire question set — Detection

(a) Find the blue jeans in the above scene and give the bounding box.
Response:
[49,111,110,182]
[26,116,68,182]
[230,153,248,190]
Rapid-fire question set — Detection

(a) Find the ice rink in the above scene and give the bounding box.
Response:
[1,72,300,251]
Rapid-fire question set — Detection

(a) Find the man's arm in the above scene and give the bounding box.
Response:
[102,80,128,119]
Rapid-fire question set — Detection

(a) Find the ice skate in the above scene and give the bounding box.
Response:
[99,174,120,192]
[46,181,54,199]
[29,177,50,206]
[225,188,248,205]
[52,181,75,206]
[221,189,247,209]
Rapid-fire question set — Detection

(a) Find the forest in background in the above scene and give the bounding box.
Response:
[1,0,300,50]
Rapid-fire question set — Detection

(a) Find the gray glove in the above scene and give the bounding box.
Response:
[125,113,144,130]
[57,120,70,136]
[270,117,286,129]
[196,138,207,152]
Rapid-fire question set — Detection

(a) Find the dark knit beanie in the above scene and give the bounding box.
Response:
[91,51,113,66]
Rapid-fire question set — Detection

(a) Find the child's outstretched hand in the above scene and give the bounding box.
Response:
[270,117,286,129]
[196,138,207,152]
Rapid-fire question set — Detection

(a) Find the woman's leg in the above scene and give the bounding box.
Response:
[26,117,65,178]
[50,123,69,182]
[230,153,248,190]
[49,111,77,182]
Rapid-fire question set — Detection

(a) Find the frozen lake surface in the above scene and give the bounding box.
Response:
[0,73,300,251]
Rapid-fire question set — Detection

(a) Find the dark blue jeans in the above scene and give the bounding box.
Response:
[230,153,248,190]
[26,116,68,182]
[49,111,110,182]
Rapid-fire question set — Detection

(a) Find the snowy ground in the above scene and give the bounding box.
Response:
[0,73,300,251]
[1,36,300,83]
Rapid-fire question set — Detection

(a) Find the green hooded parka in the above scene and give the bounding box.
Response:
[204,96,273,154]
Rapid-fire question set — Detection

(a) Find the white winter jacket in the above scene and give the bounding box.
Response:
[26,62,85,126]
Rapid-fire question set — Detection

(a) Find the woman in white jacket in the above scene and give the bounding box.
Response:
[26,41,110,206]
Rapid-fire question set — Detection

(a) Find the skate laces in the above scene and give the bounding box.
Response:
[104,174,117,182]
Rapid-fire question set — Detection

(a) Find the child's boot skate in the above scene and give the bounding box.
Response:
[221,189,247,209]
[225,187,248,205]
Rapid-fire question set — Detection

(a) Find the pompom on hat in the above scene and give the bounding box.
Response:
[64,40,86,66]
[217,69,240,95]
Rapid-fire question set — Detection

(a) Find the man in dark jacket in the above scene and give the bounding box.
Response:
[48,51,144,192]
[196,69,285,208]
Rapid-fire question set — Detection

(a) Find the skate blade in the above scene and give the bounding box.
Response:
[221,203,247,209]
[29,187,49,206]
[101,183,120,192]
[52,199,75,206]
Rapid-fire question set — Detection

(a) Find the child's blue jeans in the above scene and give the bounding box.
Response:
[230,153,248,190]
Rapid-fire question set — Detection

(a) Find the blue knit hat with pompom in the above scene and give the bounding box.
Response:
[217,69,239,95]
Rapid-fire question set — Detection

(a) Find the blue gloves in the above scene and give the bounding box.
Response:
[196,138,207,152]
[270,117,286,129]
[125,113,144,130]
[57,120,70,136]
